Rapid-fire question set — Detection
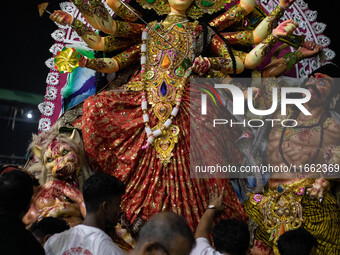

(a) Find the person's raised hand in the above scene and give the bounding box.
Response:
[208,184,225,212]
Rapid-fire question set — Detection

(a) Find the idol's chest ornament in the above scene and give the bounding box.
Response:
[139,15,197,165]
[249,179,314,245]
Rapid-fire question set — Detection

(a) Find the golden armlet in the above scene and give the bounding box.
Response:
[72,19,96,37]
[114,2,141,22]
[115,21,145,38]
[85,58,109,71]
[113,45,141,70]
[88,0,110,21]
[72,0,93,16]
[209,4,247,31]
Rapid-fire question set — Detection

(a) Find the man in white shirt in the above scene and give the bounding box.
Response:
[44,173,125,255]
[190,186,250,255]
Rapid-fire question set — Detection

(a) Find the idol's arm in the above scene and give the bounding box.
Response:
[106,0,142,22]
[50,8,144,38]
[79,44,141,73]
[215,0,296,46]
[260,42,321,108]
[69,0,115,33]
[262,41,322,78]
[80,0,144,36]
[244,20,298,69]
[251,0,296,44]
[50,11,143,51]
[209,0,255,32]
[204,20,298,75]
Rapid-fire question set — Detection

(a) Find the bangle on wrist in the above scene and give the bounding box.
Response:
[207,204,216,210]
[272,29,279,39]
[79,56,88,68]
[283,50,303,71]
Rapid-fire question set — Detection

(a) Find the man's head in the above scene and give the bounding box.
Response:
[83,173,125,226]
[0,169,34,218]
[278,228,318,255]
[303,63,340,107]
[212,219,250,255]
[31,217,70,245]
[132,212,195,255]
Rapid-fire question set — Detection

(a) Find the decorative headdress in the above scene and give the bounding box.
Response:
[135,0,233,19]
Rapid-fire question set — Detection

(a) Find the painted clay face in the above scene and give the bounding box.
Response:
[43,140,81,181]
[305,73,333,105]
[168,0,193,12]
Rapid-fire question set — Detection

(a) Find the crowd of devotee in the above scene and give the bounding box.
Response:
[0,165,320,255]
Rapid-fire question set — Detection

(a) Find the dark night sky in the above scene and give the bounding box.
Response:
[1,1,61,160]
[1,0,339,160]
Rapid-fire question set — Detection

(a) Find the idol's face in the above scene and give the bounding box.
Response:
[44,140,81,180]
[305,73,334,106]
[168,0,193,12]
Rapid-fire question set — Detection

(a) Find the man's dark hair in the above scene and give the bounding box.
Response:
[278,228,318,255]
[31,217,70,240]
[83,173,125,213]
[212,218,250,255]
[136,212,195,253]
[311,63,340,97]
[0,169,33,217]
[0,164,40,186]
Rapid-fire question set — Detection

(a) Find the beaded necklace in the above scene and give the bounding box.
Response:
[139,15,194,165]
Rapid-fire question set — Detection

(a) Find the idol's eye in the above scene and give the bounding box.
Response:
[47,158,53,163]
[62,150,69,156]
[319,81,325,86]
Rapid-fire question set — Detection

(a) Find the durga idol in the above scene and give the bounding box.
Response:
[51,0,298,230]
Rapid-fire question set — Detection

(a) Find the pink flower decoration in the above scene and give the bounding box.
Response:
[253,194,262,202]
[297,187,304,196]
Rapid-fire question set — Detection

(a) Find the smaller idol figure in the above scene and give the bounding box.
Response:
[243,62,340,255]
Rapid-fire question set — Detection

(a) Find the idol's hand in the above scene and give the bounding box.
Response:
[192,56,211,76]
[243,87,261,100]
[300,41,322,59]
[306,178,330,202]
[78,54,88,68]
[273,19,298,38]
[279,0,296,8]
[50,10,73,26]
[240,0,255,13]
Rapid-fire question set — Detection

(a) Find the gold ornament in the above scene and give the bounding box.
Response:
[54,47,81,74]
[249,179,314,245]
[135,0,233,19]
[153,124,180,165]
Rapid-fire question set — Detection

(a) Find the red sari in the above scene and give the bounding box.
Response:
[82,81,247,230]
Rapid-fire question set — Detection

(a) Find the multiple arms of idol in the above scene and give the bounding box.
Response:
[50,0,144,72]
[50,0,303,74]
[207,0,298,74]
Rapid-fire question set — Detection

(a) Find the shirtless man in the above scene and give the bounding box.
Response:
[244,62,340,255]
[266,63,340,188]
